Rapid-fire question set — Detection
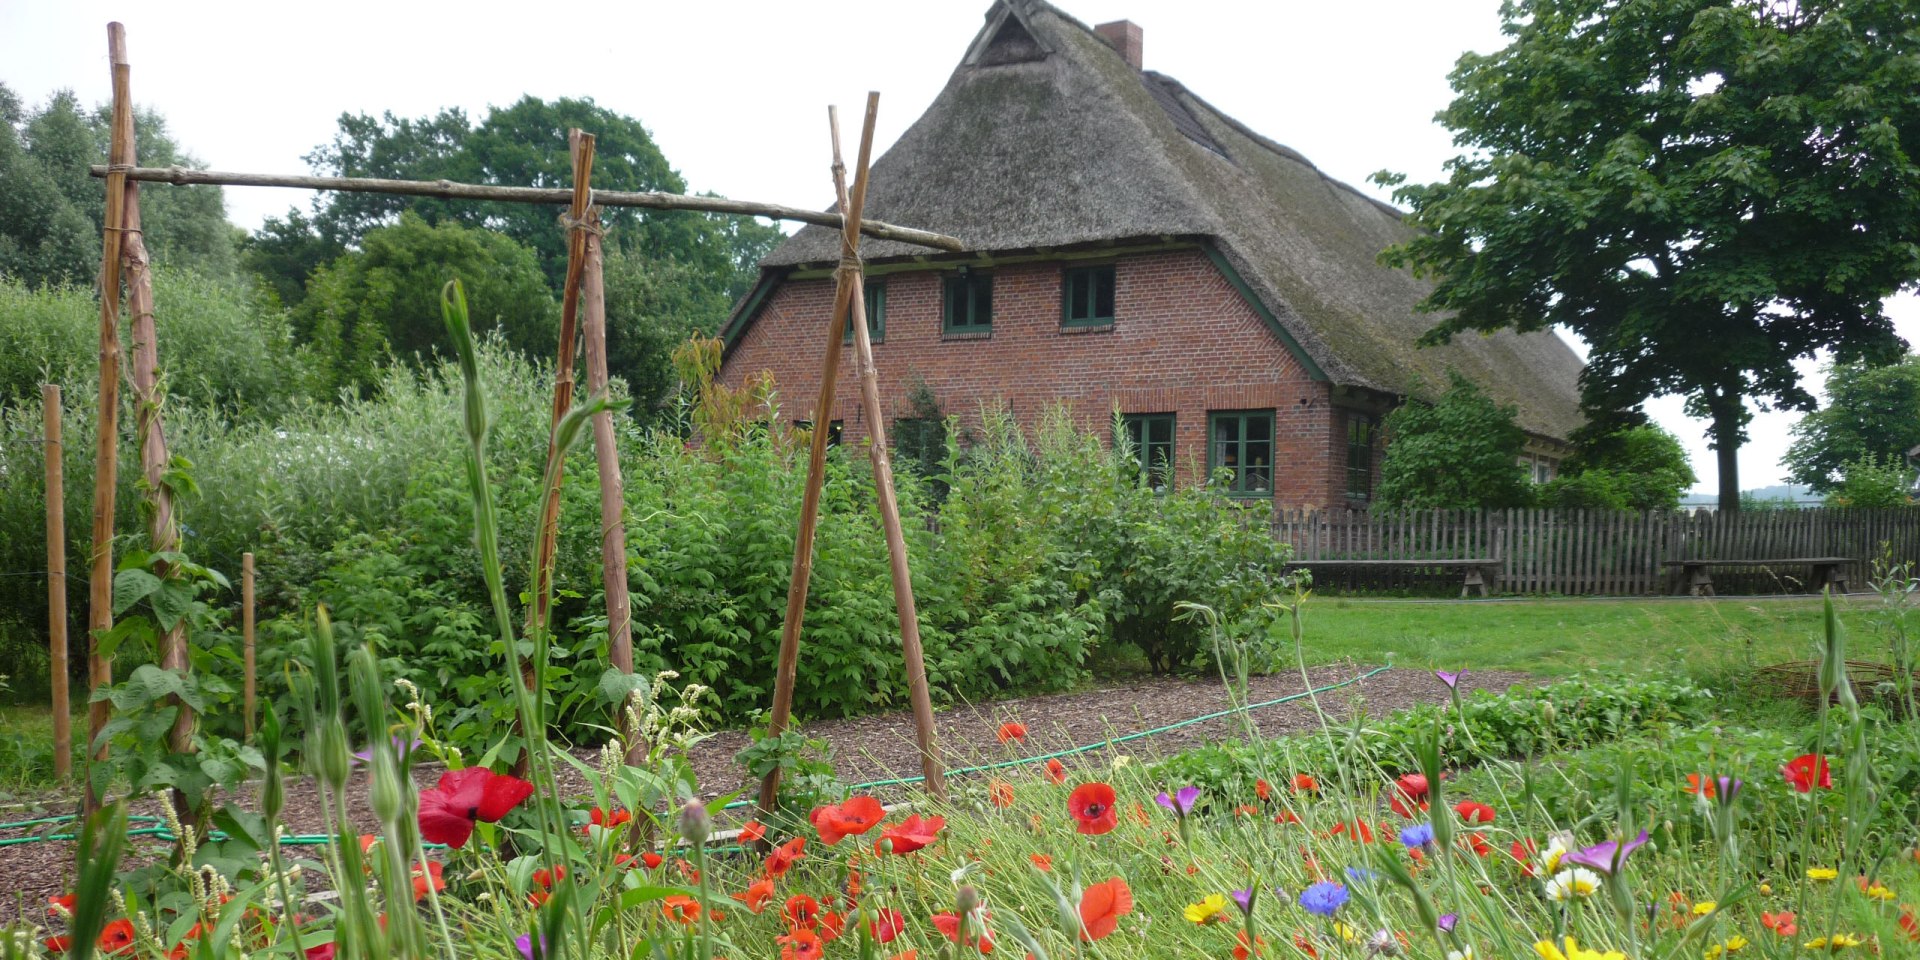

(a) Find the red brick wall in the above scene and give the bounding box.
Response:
[721,249,1359,510]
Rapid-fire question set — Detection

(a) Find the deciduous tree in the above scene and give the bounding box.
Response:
[1376,373,1533,510]
[1784,355,1920,493]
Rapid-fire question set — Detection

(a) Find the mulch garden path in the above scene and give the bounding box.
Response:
[0,663,1530,922]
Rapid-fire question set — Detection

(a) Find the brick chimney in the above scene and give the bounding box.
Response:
[1094,19,1143,71]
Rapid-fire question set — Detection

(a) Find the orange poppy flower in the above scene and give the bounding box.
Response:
[1234,930,1268,959]
[1045,758,1067,784]
[876,814,944,854]
[589,806,632,829]
[739,819,768,844]
[1761,911,1798,936]
[1255,778,1272,801]
[785,894,821,929]
[641,851,664,869]
[988,780,1015,808]
[1030,853,1053,872]
[1324,819,1376,843]
[1291,773,1319,793]
[1078,877,1133,941]
[1233,804,1260,817]
[662,895,702,924]
[98,919,137,955]
[1683,773,1717,798]
[412,860,445,901]
[778,928,824,960]
[1898,908,1917,942]
[732,877,774,914]
[811,796,887,845]
[766,836,807,877]
[47,894,75,915]
[997,722,1027,744]
[931,912,995,954]
[532,865,567,889]
[1274,810,1301,825]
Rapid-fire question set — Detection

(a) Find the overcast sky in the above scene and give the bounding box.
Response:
[6,0,1916,493]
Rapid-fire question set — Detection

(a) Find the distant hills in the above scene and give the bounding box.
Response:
[1680,483,1820,507]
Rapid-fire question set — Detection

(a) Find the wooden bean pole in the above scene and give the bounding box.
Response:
[833,96,946,799]
[242,552,255,739]
[43,384,71,780]
[85,22,133,813]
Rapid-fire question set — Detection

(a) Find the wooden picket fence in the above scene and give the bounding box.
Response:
[1273,507,1920,596]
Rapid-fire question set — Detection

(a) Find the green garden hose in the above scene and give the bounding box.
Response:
[0,666,1393,843]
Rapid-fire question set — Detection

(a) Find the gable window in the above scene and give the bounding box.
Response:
[943,271,993,333]
[843,281,886,344]
[1345,414,1375,501]
[1209,410,1274,498]
[1062,264,1116,327]
[1119,413,1175,490]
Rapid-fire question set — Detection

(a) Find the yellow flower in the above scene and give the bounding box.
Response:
[1802,933,1864,950]
[1334,923,1361,944]
[1692,901,1718,916]
[1182,893,1228,924]
[1757,883,1773,895]
[1535,936,1628,960]
[1546,868,1604,902]
[1858,881,1894,901]
[1807,867,1839,882]
[1704,935,1749,958]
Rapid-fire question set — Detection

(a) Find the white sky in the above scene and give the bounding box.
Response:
[5,0,1916,492]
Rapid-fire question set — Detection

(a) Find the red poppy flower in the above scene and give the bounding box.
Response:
[1291,773,1319,793]
[1761,911,1798,936]
[1234,931,1268,960]
[810,796,887,845]
[305,944,337,960]
[739,819,767,844]
[48,894,75,915]
[766,836,807,877]
[1274,810,1302,825]
[1453,800,1496,824]
[97,919,136,955]
[532,865,567,889]
[1898,908,1917,942]
[1508,838,1538,875]
[662,895,702,924]
[931,912,995,954]
[1395,772,1429,799]
[416,767,534,848]
[781,894,821,929]
[819,910,847,942]
[732,877,774,914]
[870,907,908,944]
[876,814,944,854]
[589,807,631,830]
[1068,782,1118,836]
[1783,754,1832,792]
[1078,877,1133,941]
[988,780,1015,808]
[1255,779,1272,801]
[641,851,664,869]
[997,722,1027,744]
[1045,758,1067,784]
[1325,819,1376,843]
[411,860,445,901]
[1030,853,1053,872]
[1683,773,1716,798]
[43,937,72,954]
[778,928,824,960]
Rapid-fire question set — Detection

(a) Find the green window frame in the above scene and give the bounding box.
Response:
[1119,413,1176,490]
[843,281,886,344]
[1062,264,1116,327]
[1208,410,1275,498]
[942,271,993,333]
[1345,414,1374,501]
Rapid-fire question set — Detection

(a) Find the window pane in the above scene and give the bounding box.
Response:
[1094,266,1116,319]
[974,276,992,326]
[1148,417,1171,445]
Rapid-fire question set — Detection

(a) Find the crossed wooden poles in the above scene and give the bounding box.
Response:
[74,21,951,818]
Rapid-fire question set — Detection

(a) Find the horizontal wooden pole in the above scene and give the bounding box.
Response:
[88,164,963,252]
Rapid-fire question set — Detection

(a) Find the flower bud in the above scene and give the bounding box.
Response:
[314,721,351,789]
[677,800,710,844]
[370,755,403,825]
[955,885,981,916]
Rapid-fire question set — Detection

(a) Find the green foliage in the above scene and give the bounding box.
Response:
[1153,674,1715,802]
[0,271,311,413]
[1786,355,1920,495]
[1375,372,1532,509]
[1824,453,1915,509]
[602,246,733,422]
[294,214,557,395]
[1539,423,1696,511]
[0,84,236,288]
[1378,0,1920,504]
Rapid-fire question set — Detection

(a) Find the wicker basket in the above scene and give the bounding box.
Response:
[1754,660,1903,708]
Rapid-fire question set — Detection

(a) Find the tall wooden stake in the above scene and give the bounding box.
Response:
[114,23,196,821]
[834,95,946,799]
[574,161,637,765]
[43,384,71,780]
[242,552,256,739]
[86,21,133,812]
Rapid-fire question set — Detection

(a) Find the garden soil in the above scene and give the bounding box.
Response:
[0,663,1528,921]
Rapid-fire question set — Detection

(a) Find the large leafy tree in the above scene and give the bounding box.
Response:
[1379,0,1920,511]
[1540,422,1698,510]
[1784,354,1920,493]
[1,84,236,287]
[1376,372,1534,509]
[294,213,556,396]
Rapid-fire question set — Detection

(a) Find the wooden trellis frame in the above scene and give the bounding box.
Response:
[80,21,960,814]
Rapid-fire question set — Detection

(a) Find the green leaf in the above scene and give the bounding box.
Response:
[111,569,163,616]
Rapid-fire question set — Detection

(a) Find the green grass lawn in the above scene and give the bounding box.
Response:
[1293,594,1899,679]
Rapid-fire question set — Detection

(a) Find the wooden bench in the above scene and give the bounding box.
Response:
[1285,558,1502,597]
[1659,557,1853,597]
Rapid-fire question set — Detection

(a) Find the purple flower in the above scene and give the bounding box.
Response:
[1714,776,1744,803]
[515,934,546,960]
[1435,669,1463,690]
[1154,785,1201,817]
[1561,830,1649,876]
[1231,887,1256,915]
[1345,866,1377,884]
[1399,822,1435,849]
[1437,913,1458,933]
[352,735,422,766]
[1298,881,1349,917]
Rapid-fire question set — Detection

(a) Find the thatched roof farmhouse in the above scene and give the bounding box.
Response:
[720,0,1584,508]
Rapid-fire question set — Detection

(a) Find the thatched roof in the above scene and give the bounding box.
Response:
[747,0,1585,439]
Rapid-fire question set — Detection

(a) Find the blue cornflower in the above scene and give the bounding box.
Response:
[1399,822,1436,849]
[1298,881,1349,917]
[1345,866,1377,884]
